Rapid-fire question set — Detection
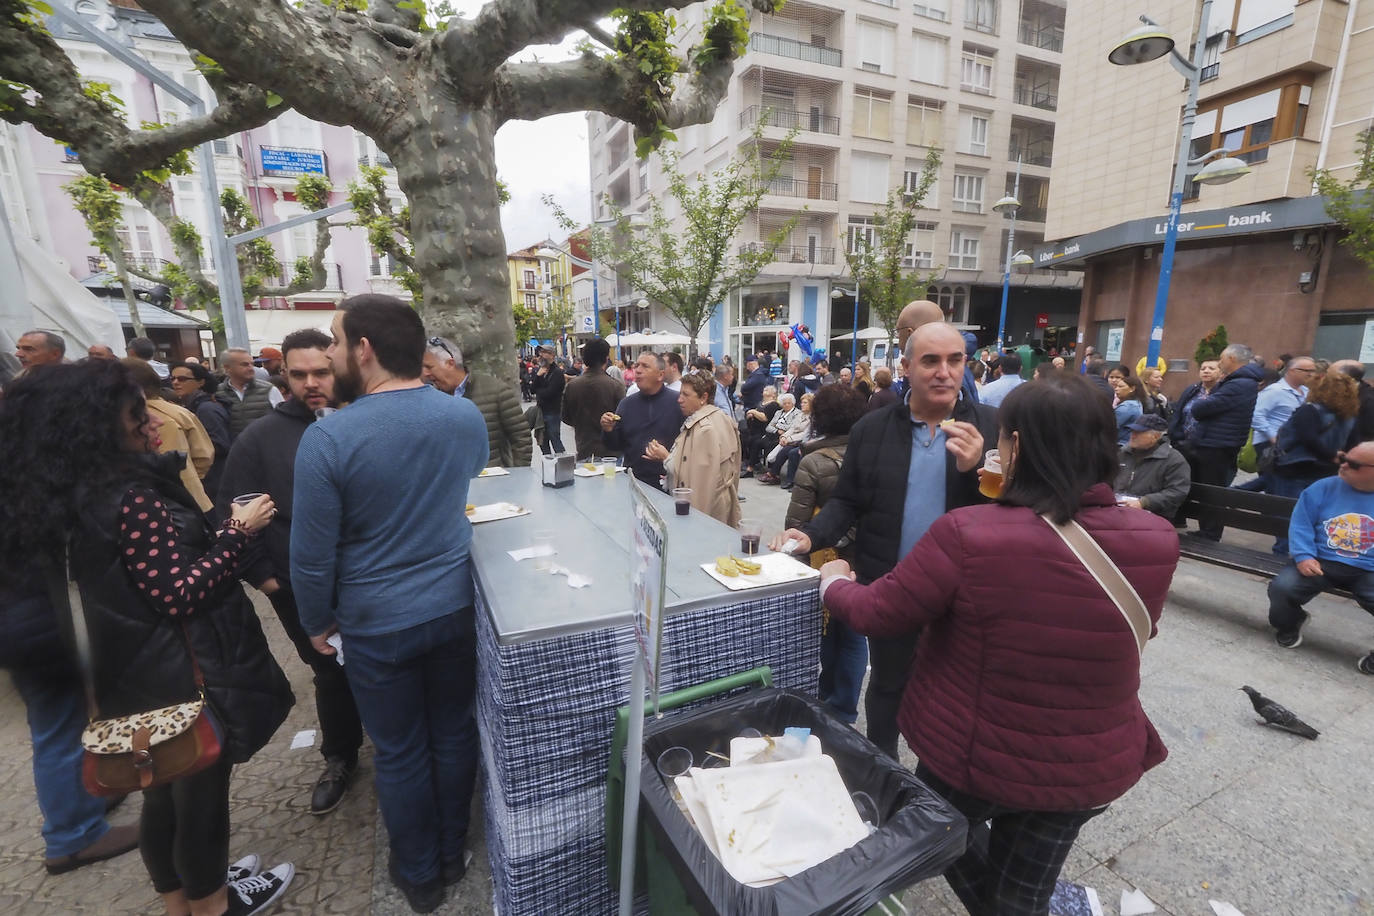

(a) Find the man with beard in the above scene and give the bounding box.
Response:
[529,346,566,454]
[217,329,364,818]
[292,296,488,911]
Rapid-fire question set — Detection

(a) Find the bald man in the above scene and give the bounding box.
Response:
[772,322,999,749]
[893,299,980,404]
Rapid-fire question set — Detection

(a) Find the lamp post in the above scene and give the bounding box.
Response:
[830,285,859,366]
[992,156,1024,353]
[1109,2,1252,366]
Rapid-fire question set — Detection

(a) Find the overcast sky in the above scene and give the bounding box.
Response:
[449,1,595,253]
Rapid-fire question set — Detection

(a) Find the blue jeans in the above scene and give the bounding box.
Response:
[343,610,479,886]
[11,669,109,857]
[542,411,565,454]
[818,614,867,723]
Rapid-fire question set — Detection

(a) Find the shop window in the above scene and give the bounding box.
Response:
[1314,311,1374,370]
[737,284,790,327]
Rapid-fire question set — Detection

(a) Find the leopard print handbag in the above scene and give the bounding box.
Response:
[80,696,224,796]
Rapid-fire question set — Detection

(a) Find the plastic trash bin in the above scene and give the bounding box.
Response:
[637,688,968,916]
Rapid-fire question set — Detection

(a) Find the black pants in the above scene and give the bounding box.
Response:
[917,764,1106,916]
[141,755,232,900]
[1184,444,1239,540]
[864,630,920,758]
[268,588,363,763]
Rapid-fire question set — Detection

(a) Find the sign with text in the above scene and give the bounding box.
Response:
[630,479,668,711]
[1105,327,1124,362]
[1035,313,1049,329]
[260,146,326,177]
[580,314,595,333]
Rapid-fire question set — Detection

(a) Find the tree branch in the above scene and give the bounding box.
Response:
[370,0,423,32]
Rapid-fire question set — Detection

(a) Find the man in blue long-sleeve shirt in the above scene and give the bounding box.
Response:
[1268,439,1374,673]
[291,295,488,911]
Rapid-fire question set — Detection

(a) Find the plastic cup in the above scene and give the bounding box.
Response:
[602,458,618,479]
[979,449,1004,500]
[231,492,266,507]
[656,746,693,780]
[738,519,761,556]
[532,530,554,571]
[672,487,692,516]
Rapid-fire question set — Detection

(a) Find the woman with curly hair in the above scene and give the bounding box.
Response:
[645,369,741,525]
[1271,371,1360,501]
[0,361,295,916]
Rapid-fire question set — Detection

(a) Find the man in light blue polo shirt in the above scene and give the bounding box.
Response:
[1252,356,1316,458]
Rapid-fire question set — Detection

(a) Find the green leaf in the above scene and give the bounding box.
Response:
[265,91,284,109]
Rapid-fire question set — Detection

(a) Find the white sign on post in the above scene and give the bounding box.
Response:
[1105,327,1125,362]
[1359,320,1374,364]
[630,478,668,711]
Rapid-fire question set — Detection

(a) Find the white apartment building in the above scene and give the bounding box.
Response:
[588,0,1081,365]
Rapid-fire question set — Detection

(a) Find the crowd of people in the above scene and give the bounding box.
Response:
[3,298,1373,916]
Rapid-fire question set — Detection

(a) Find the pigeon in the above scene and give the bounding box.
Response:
[1240,686,1320,740]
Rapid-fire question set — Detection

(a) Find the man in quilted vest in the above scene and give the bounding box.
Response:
[216,347,282,441]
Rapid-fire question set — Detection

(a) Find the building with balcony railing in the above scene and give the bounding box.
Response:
[1043,0,1374,389]
[587,0,1077,362]
[0,1,407,355]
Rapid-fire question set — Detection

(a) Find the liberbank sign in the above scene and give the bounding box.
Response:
[1031,196,1338,269]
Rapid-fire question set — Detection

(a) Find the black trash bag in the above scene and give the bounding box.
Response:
[638,688,968,916]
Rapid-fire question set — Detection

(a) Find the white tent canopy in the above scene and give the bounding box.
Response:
[606,330,696,347]
[2,227,124,360]
[830,326,894,342]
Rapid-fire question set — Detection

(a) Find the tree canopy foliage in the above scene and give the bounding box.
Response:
[1311,131,1374,274]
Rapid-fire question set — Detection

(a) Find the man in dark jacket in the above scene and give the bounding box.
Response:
[738,354,770,410]
[1115,415,1192,519]
[217,329,363,816]
[561,337,625,460]
[1186,344,1265,540]
[772,322,998,757]
[529,347,566,454]
[422,336,532,468]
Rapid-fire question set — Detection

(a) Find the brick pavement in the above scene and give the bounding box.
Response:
[3,456,1372,914]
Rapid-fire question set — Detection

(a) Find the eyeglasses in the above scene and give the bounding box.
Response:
[169,374,196,382]
[427,337,453,359]
[1337,452,1370,471]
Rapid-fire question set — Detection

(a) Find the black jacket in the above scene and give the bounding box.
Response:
[1168,381,1208,444]
[185,391,231,498]
[530,362,566,413]
[801,395,999,584]
[61,454,292,762]
[1189,363,1265,449]
[216,397,315,589]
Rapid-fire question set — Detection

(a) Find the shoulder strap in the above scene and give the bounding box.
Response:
[1040,516,1151,656]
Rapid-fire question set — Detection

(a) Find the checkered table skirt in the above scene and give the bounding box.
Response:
[477,587,822,915]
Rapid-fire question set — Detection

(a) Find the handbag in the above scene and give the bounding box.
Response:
[1237,429,1258,474]
[57,550,223,796]
[1041,516,1151,656]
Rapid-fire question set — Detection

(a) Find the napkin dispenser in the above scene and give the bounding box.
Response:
[541,453,574,489]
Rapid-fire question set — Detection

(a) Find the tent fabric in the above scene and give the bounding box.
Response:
[5,231,125,354]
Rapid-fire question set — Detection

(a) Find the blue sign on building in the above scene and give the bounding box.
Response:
[260,146,326,176]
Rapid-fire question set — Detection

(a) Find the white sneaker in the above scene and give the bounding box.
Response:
[226,863,294,916]
[227,854,260,884]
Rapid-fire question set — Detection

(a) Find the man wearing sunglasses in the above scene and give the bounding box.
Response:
[1268,440,1374,675]
[422,336,531,468]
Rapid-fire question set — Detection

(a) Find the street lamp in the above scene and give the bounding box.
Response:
[1110,1,1252,366]
[830,286,859,366]
[992,155,1024,353]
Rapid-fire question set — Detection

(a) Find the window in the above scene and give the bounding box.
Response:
[853,88,892,140]
[857,20,896,74]
[904,222,937,268]
[851,151,892,203]
[929,284,969,323]
[522,268,536,288]
[904,157,940,206]
[525,292,538,310]
[948,227,980,269]
[369,249,399,277]
[847,216,878,254]
[911,33,947,86]
[913,0,948,21]
[965,0,997,33]
[637,159,650,195]
[273,110,321,151]
[907,98,944,147]
[952,172,984,212]
[1187,79,1312,195]
[960,47,994,95]
[959,110,989,155]
[737,284,791,327]
[114,208,156,262]
[1234,0,1296,37]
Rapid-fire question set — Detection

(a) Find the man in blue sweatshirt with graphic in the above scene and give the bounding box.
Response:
[1268,439,1374,674]
[291,295,488,912]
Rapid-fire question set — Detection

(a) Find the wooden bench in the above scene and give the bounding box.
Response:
[1176,483,1354,599]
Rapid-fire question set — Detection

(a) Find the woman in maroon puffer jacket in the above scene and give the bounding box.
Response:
[821,375,1179,916]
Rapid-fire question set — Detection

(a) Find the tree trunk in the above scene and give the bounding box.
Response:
[107,246,147,339]
[387,95,516,389]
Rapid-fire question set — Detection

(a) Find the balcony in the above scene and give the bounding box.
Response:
[1201,62,1220,82]
[749,32,842,68]
[1009,144,1052,167]
[739,104,840,136]
[1014,87,1057,111]
[356,150,394,168]
[750,176,839,201]
[1017,22,1063,52]
[739,242,836,265]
